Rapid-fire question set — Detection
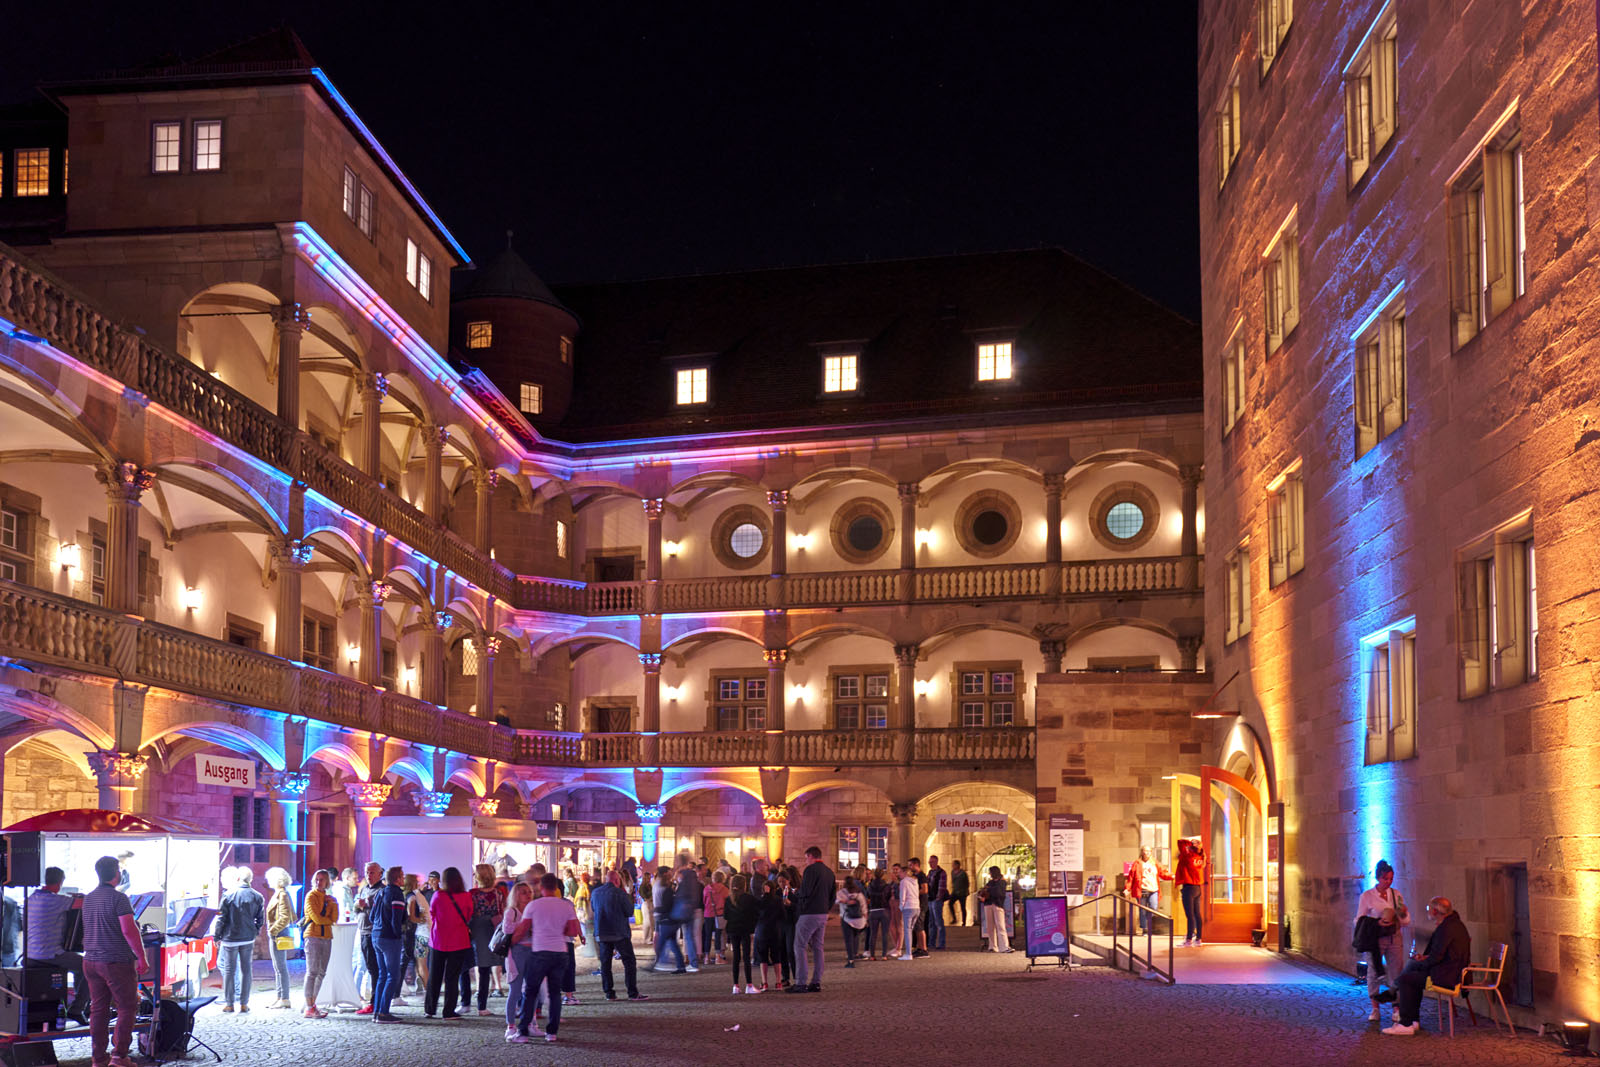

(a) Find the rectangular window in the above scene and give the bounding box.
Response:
[1363,617,1417,764]
[15,149,49,197]
[1459,527,1538,695]
[302,613,335,671]
[358,185,374,237]
[953,664,1024,726]
[710,672,767,730]
[0,505,28,585]
[1259,0,1294,74]
[1266,465,1304,587]
[676,367,708,405]
[560,336,572,364]
[519,382,542,415]
[1450,112,1523,348]
[823,353,858,393]
[153,123,181,173]
[1216,78,1241,188]
[1344,5,1397,187]
[555,520,568,560]
[343,167,357,217]
[90,535,106,605]
[865,826,889,870]
[192,120,222,171]
[406,238,432,300]
[960,702,986,727]
[976,341,1013,382]
[1353,289,1406,457]
[1222,331,1246,435]
[1263,216,1300,354]
[838,826,861,870]
[1225,541,1252,643]
[467,321,493,349]
[829,667,889,730]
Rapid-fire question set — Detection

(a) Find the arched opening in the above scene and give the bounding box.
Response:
[177,284,280,414]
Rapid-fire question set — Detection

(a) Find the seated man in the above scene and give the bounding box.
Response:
[1380,896,1470,1036]
[26,868,88,1024]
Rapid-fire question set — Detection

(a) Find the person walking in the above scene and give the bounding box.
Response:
[895,863,919,960]
[925,856,948,950]
[1355,859,1411,1024]
[263,867,296,1009]
[301,868,337,1018]
[469,864,507,1015]
[835,876,868,967]
[638,871,655,946]
[82,854,148,1067]
[864,867,891,960]
[1127,847,1167,935]
[509,873,580,1044]
[573,872,595,961]
[25,867,88,1024]
[703,870,730,965]
[671,862,703,972]
[1174,838,1207,946]
[424,866,475,1019]
[650,866,678,971]
[214,866,264,1012]
[500,881,536,1040]
[948,861,970,927]
[724,874,760,994]
[981,867,1012,953]
[789,846,835,993]
[370,865,409,1022]
[592,869,648,1002]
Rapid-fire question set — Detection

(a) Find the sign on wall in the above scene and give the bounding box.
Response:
[196,754,255,790]
[935,813,1009,833]
[556,820,608,840]
[1047,813,1084,894]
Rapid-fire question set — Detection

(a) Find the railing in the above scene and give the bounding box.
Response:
[516,575,586,614]
[1063,556,1183,594]
[585,581,643,615]
[785,569,899,606]
[917,562,1048,601]
[1073,894,1175,985]
[785,729,900,765]
[580,732,642,765]
[658,730,768,766]
[662,574,768,612]
[513,731,583,765]
[914,727,1035,763]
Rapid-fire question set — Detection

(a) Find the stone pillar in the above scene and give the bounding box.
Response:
[360,372,388,479]
[761,805,788,867]
[643,497,663,615]
[763,647,787,763]
[469,797,501,818]
[87,750,149,812]
[636,804,666,866]
[345,782,392,866]
[476,634,502,718]
[1043,472,1064,564]
[1179,464,1202,589]
[96,462,155,614]
[892,644,918,763]
[272,302,308,425]
[1039,638,1066,675]
[264,770,310,879]
[271,538,312,660]
[423,426,448,522]
[640,653,662,758]
[767,490,789,576]
[890,802,918,865]
[898,482,919,570]
[1177,634,1203,672]
[475,468,500,553]
[358,580,390,686]
[422,609,453,706]
[414,791,453,817]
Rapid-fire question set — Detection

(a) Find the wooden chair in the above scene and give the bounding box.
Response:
[1426,942,1513,1037]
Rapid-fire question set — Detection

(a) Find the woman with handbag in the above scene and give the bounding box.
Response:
[301,869,338,1018]
[424,867,475,1019]
[497,881,536,1040]
[469,864,507,1015]
[835,876,868,967]
[406,874,431,994]
[1354,859,1411,1024]
[263,867,296,1009]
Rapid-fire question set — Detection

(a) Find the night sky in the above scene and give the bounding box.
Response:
[4,3,1200,319]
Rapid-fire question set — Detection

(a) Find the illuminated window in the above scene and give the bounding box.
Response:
[1363,617,1416,764]
[467,321,493,349]
[954,664,1021,726]
[555,520,568,560]
[1224,542,1251,644]
[344,168,373,237]
[1354,289,1406,458]
[1266,463,1304,587]
[1458,526,1537,696]
[835,826,891,870]
[559,336,572,364]
[1259,0,1293,74]
[1221,330,1246,435]
[519,382,542,415]
[709,672,766,731]
[152,123,181,173]
[729,523,763,559]
[976,341,1013,382]
[1216,78,1241,188]
[461,637,480,677]
[0,503,30,585]
[15,149,49,197]
[1449,112,1523,349]
[676,366,708,405]
[192,120,222,171]
[823,353,858,393]
[1263,215,1299,354]
[1344,5,1397,187]
[406,238,432,300]
[831,667,890,730]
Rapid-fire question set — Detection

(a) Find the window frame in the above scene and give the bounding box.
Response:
[1221,326,1246,435]
[0,495,34,586]
[707,671,768,732]
[1362,616,1417,765]
[1262,212,1300,355]
[822,352,860,395]
[14,148,50,197]
[1266,463,1304,587]
[301,610,336,672]
[519,382,543,415]
[1216,77,1242,189]
[1343,4,1398,188]
[152,122,182,175]
[829,664,893,730]
[191,119,223,172]
[405,237,432,301]
[675,366,709,406]
[1449,108,1524,349]
[1224,541,1252,644]
[1353,285,1407,458]
[466,321,493,350]
[975,340,1014,383]
[949,662,1023,727]
[1258,0,1294,75]
[836,824,890,870]
[1457,520,1538,696]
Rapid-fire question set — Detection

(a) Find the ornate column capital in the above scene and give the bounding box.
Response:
[635,804,667,823]
[426,424,450,451]
[1039,638,1066,660]
[765,489,789,511]
[897,482,921,505]
[429,609,455,634]
[641,497,665,520]
[87,750,149,791]
[361,371,389,400]
[890,801,918,822]
[761,804,788,825]
[763,647,788,667]
[1043,472,1066,495]
[269,537,314,569]
[414,790,453,817]
[345,781,392,810]
[97,462,156,502]
[474,467,501,491]
[639,652,663,672]
[1178,464,1204,488]
[893,643,920,668]
[468,797,501,818]
[481,634,504,659]
[360,580,391,607]
[263,770,311,799]
[271,302,310,332]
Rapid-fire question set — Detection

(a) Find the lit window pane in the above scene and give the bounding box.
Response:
[823,353,858,393]
[519,382,542,414]
[418,252,432,300]
[467,321,493,349]
[154,124,181,173]
[719,679,741,700]
[406,239,418,287]
[1106,501,1145,540]
[977,341,1013,381]
[358,185,373,236]
[729,522,764,558]
[676,367,708,405]
[15,149,49,196]
[555,520,568,559]
[193,120,222,171]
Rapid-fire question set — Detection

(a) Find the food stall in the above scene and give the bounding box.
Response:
[370,815,556,879]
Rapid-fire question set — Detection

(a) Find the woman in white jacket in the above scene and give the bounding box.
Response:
[1354,859,1411,1025]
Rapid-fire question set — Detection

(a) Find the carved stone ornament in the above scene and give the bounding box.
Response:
[634,804,667,823]
[638,652,663,671]
[86,750,149,788]
[345,781,393,809]
[432,610,455,633]
[761,804,789,824]
[98,462,156,501]
[763,648,789,667]
[263,770,311,798]
[468,797,501,817]
[414,790,453,816]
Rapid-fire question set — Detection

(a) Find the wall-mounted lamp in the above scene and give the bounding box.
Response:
[663,685,682,702]
[913,680,931,697]
[401,666,418,689]
[790,684,809,703]
[347,643,361,664]
[663,540,682,556]
[56,542,81,571]
[1160,774,1177,781]
[790,533,812,551]
[915,528,935,548]
[182,586,204,612]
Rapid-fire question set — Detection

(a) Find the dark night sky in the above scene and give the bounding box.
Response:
[4,3,1201,319]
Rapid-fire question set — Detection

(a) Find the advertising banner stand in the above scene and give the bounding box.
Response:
[1022,895,1073,970]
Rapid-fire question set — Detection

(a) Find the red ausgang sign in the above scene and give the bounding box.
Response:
[934,814,1008,833]
[196,754,255,790]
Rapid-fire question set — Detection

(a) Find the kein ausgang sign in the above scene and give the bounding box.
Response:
[934,814,1009,833]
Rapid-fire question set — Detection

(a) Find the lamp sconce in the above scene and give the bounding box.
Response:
[182,586,203,612]
[915,528,935,547]
[790,683,809,704]
[662,685,681,702]
[56,542,82,571]
[346,644,361,664]
[913,679,930,697]
[790,533,812,551]
[401,666,418,689]
[663,539,682,556]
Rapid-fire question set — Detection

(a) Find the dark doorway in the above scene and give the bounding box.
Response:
[594,705,633,733]
[1487,861,1534,1007]
[593,554,636,582]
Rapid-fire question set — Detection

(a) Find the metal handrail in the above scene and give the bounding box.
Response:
[1055,893,1175,984]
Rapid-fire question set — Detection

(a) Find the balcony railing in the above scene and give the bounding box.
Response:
[511,725,1034,768]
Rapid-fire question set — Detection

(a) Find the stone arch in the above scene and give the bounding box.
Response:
[303,525,372,580]
[145,723,286,770]
[303,741,369,782]
[177,283,281,413]
[1062,448,1182,488]
[0,688,115,751]
[913,780,1037,868]
[148,458,287,538]
[788,622,896,656]
[660,778,763,805]
[662,626,765,654]
[0,354,119,466]
[384,756,432,791]
[784,775,889,806]
[445,764,486,796]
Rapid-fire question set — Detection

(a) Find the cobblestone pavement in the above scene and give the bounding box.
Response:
[47,928,1562,1066]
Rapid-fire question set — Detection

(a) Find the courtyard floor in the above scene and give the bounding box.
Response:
[42,926,1561,1066]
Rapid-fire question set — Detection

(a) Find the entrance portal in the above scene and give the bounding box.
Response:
[1169,766,1265,943]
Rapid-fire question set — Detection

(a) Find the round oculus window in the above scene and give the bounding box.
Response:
[846,514,884,554]
[970,508,1010,547]
[1105,501,1145,541]
[729,522,765,558]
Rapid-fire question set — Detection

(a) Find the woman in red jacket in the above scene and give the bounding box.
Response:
[1174,838,1206,945]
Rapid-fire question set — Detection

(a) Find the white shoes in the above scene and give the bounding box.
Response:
[1381,1022,1418,1036]
[1367,1008,1380,1022]
[744,984,760,995]
[731,985,741,995]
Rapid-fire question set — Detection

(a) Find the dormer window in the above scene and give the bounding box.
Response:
[823,353,859,394]
[519,382,542,414]
[976,340,1013,382]
[467,321,492,349]
[676,366,708,405]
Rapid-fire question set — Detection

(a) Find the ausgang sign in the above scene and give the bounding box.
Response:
[935,813,1008,833]
[196,754,255,790]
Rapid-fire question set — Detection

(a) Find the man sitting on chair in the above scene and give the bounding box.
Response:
[1380,896,1470,1036]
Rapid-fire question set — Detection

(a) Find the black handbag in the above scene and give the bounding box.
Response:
[1352,914,1381,953]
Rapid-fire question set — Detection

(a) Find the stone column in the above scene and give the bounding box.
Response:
[1177,634,1203,673]
[414,791,453,817]
[892,644,919,763]
[358,580,390,686]
[87,750,149,813]
[422,426,448,522]
[476,634,502,718]
[1179,464,1202,589]
[264,770,310,879]
[640,652,662,764]
[96,462,155,614]
[898,481,919,577]
[272,302,308,425]
[761,804,788,867]
[345,781,392,866]
[475,468,500,553]
[360,372,388,479]
[1039,638,1066,675]
[636,804,666,866]
[767,490,789,576]
[1043,472,1065,563]
[422,609,453,706]
[889,802,918,865]
[643,497,663,615]
[271,538,312,660]
[763,647,787,763]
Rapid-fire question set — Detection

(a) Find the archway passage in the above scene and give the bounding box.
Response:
[1168,765,1264,944]
[914,781,1036,927]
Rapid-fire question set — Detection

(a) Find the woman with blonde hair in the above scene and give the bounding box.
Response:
[301,868,338,1018]
[263,867,296,1009]
[406,872,431,992]
[469,863,508,1015]
[499,880,536,1040]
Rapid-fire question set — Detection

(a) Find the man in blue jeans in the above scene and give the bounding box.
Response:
[789,846,835,993]
[925,856,948,950]
[371,865,408,1022]
[511,873,581,1044]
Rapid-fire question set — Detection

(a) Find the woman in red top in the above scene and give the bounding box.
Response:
[425,867,475,1018]
[1174,839,1206,945]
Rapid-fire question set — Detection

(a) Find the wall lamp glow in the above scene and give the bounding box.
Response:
[401,666,418,687]
[915,529,936,547]
[56,542,81,571]
[790,684,809,703]
[913,680,931,697]
[663,685,682,702]
[790,533,813,551]
[663,540,682,556]
[347,644,361,664]
[182,586,204,612]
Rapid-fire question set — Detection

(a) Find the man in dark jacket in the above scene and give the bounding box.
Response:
[213,868,264,1012]
[926,856,949,950]
[949,861,971,927]
[789,846,835,993]
[1382,896,1471,1035]
[592,870,648,1001]
[666,864,702,971]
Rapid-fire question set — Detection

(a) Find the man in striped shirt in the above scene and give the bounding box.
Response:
[82,855,148,1067]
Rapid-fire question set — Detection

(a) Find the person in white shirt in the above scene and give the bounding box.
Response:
[1354,859,1411,1024]
[895,863,920,961]
[508,874,579,1044]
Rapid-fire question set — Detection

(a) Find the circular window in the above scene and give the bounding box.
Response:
[829,497,895,565]
[954,490,1022,558]
[710,505,770,570]
[1089,482,1161,552]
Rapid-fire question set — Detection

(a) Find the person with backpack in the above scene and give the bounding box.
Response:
[835,876,868,967]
